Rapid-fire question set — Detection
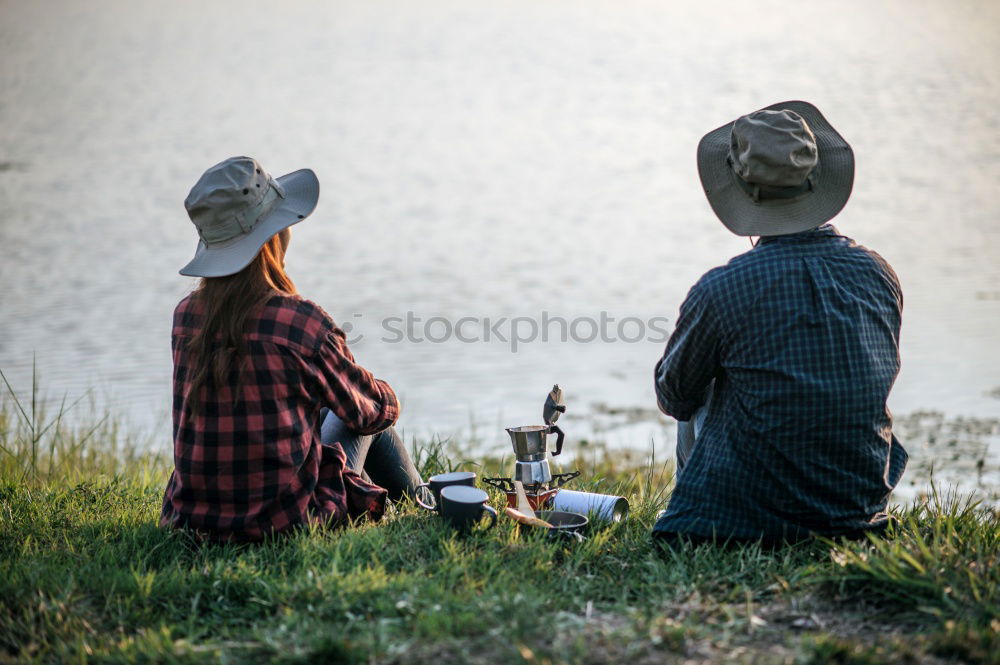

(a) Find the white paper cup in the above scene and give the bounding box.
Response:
[551,489,628,523]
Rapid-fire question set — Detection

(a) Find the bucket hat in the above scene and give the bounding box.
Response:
[696,100,854,237]
[180,156,319,277]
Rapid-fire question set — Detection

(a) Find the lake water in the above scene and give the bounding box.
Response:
[1,0,998,497]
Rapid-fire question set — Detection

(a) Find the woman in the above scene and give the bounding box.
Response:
[161,156,421,542]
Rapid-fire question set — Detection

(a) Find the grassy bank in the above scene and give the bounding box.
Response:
[1,392,998,664]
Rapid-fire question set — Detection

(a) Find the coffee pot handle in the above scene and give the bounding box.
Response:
[479,505,498,530]
[414,483,436,511]
[548,424,565,456]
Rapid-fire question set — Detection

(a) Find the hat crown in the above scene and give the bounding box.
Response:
[730,109,818,187]
[184,157,274,244]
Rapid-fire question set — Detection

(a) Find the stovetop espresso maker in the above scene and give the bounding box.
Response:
[506,384,566,485]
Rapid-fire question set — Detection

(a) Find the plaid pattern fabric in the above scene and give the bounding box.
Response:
[654,225,908,542]
[161,293,398,542]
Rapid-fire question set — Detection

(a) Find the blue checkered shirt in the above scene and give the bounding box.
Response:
[653,225,907,542]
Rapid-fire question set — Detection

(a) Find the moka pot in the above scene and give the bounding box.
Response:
[506,424,565,485]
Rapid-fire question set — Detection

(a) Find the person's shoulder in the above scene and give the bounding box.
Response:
[690,263,732,296]
[682,244,788,321]
[261,293,332,321]
[173,291,197,313]
[172,292,202,335]
[818,226,899,280]
[255,293,335,351]
[690,247,761,298]
[843,241,903,303]
[849,242,899,278]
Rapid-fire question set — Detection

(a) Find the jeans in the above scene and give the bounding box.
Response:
[674,381,713,476]
[320,410,422,502]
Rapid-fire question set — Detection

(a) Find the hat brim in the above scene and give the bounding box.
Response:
[179,168,320,278]
[696,100,854,237]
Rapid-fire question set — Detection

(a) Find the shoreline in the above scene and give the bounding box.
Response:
[1,380,997,506]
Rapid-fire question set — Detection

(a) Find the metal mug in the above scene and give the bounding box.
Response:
[551,489,629,523]
[414,471,477,512]
[505,424,565,462]
[439,485,497,533]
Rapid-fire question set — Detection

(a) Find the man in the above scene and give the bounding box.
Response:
[653,101,907,546]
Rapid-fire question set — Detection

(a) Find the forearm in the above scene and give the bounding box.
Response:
[317,327,401,434]
[655,355,710,421]
[654,282,721,420]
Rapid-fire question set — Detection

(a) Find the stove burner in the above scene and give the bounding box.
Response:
[482,471,581,510]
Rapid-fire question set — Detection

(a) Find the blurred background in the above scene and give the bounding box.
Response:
[1,0,998,470]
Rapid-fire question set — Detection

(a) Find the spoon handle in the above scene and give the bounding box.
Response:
[505,507,553,529]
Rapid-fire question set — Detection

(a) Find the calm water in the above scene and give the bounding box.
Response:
[1,1,998,489]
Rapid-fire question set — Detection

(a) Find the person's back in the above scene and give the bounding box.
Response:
[165,291,396,541]
[653,101,907,545]
[655,225,906,542]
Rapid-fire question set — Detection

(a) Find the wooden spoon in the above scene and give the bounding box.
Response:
[505,507,554,529]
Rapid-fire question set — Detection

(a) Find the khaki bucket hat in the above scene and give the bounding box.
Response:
[696,101,854,237]
[180,156,319,277]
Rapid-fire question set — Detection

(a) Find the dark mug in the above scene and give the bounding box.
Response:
[415,471,477,512]
[438,485,497,533]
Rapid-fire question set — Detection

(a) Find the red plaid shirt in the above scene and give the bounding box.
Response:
[160,293,398,542]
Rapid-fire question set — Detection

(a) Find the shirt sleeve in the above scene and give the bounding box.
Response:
[654,280,723,421]
[312,326,400,435]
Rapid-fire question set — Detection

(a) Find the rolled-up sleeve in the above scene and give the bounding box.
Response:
[312,326,400,435]
[654,281,722,421]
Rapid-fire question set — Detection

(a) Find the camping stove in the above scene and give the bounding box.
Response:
[482,472,581,510]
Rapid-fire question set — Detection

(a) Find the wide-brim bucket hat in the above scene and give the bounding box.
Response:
[180,156,319,277]
[696,100,854,237]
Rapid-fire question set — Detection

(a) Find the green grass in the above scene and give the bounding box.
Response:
[1,381,998,664]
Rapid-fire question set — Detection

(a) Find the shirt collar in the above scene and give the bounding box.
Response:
[757,223,841,245]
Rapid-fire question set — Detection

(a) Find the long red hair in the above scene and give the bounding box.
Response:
[185,230,296,411]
